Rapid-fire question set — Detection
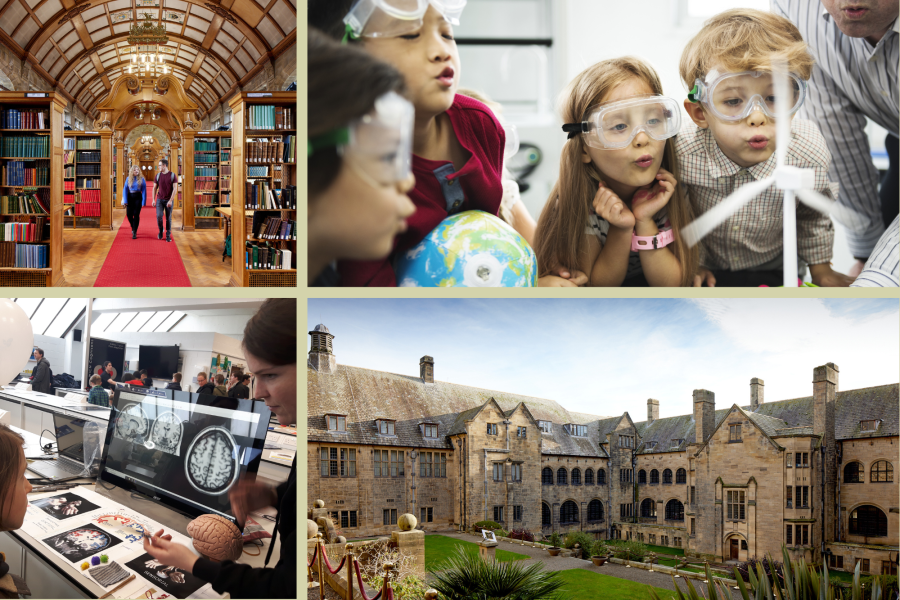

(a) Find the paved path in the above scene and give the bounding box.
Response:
[436,532,744,598]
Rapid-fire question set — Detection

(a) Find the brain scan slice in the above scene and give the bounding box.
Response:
[114,404,150,443]
[150,411,183,455]
[185,426,238,494]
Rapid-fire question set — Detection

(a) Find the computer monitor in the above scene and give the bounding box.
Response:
[53,413,88,465]
[98,388,271,525]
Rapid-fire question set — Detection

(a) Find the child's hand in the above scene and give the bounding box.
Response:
[692,267,716,287]
[809,263,854,287]
[549,266,589,286]
[632,169,676,225]
[538,275,584,287]
[593,181,635,230]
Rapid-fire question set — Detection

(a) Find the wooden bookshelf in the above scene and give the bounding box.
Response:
[191,131,229,229]
[63,132,103,228]
[0,92,65,286]
[228,92,296,287]
[220,136,231,209]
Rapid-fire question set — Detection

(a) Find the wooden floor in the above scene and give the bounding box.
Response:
[62,208,233,287]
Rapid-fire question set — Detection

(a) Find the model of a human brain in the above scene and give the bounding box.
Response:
[187,514,243,562]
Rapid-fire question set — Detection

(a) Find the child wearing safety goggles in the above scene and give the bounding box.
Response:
[678,9,852,287]
[534,57,699,287]
[311,0,512,286]
[307,29,416,286]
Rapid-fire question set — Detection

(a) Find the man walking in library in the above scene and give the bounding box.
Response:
[153,158,178,242]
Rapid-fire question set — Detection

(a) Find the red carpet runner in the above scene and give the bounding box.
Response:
[93,206,192,287]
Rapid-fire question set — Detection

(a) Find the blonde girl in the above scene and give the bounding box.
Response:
[535,57,698,287]
[122,164,147,239]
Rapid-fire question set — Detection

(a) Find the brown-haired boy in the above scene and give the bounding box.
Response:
[677,8,853,287]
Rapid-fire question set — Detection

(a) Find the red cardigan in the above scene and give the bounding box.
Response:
[338,94,505,286]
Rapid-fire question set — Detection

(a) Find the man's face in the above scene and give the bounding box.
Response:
[821,0,899,41]
[158,162,167,173]
[34,351,42,361]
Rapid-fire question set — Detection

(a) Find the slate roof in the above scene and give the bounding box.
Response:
[308,364,610,452]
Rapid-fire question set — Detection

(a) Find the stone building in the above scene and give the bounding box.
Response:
[307,325,899,574]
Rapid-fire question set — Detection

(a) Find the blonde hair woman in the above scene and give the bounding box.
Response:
[122,165,146,239]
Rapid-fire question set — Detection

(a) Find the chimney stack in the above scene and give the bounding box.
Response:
[813,362,839,542]
[308,324,336,374]
[693,389,715,444]
[420,356,434,384]
[750,378,764,409]
[647,399,659,423]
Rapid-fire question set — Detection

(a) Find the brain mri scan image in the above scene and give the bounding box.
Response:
[42,525,123,563]
[114,403,150,444]
[185,426,239,495]
[150,411,183,455]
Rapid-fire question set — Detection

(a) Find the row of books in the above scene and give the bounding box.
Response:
[75,151,100,162]
[220,149,231,162]
[221,138,232,148]
[0,218,46,242]
[247,105,294,130]
[245,243,292,270]
[195,206,219,216]
[246,137,291,163]
[0,241,48,268]
[1,136,50,158]
[221,192,231,205]
[1,109,49,130]
[75,138,101,149]
[64,180,75,191]
[3,162,45,187]
[194,166,217,176]
[194,141,219,151]
[77,179,100,189]
[63,150,74,164]
[247,166,268,177]
[252,215,297,241]
[80,189,101,203]
[0,193,49,215]
[194,153,218,163]
[64,165,75,178]
[73,202,100,216]
[245,183,296,210]
[195,177,217,191]
[283,135,296,163]
[220,165,232,177]
[194,194,218,204]
[76,164,101,176]
[221,177,231,190]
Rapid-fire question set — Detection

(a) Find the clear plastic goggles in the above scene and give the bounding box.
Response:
[503,122,519,159]
[563,95,682,150]
[309,92,414,186]
[343,0,466,40]
[687,70,807,122]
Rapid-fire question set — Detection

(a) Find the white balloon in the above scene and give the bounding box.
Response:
[0,299,34,386]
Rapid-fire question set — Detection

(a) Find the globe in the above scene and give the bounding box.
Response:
[396,211,537,287]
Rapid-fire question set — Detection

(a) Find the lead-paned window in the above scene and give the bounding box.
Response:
[727,490,745,520]
[870,460,893,482]
[494,506,503,522]
[511,464,522,481]
[493,463,503,481]
[327,415,346,431]
[513,505,523,521]
[420,452,432,477]
[730,424,741,441]
[383,508,397,525]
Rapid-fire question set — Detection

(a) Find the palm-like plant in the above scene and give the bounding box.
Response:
[430,546,565,600]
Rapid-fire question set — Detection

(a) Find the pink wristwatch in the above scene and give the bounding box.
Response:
[631,228,674,251]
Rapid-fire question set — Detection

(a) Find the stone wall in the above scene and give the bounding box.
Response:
[838,437,898,548]
[540,454,607,537]
[0,43,52,92]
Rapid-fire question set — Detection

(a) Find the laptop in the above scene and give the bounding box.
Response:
[26,413,99,480]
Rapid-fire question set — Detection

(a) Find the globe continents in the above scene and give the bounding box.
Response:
[395,211,537,287]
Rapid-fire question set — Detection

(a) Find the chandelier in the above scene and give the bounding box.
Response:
[127,13,169,76]
[141,135,153,145]
[134,103,162,120]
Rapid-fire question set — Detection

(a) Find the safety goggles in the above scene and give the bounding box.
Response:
[343,0,466,41]
[562,95,681,150]
[307,91,414,186]
[687,70,807,122]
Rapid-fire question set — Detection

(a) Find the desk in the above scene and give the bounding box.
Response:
[0,387,111,441]
[216,207,253,250]
[1,427,282,599]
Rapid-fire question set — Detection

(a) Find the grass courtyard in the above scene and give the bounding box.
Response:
[424,534,529,571]
[555,569,679,600]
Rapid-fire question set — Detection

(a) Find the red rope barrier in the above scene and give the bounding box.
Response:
[307,543,318,568]
[353,560,383,600]
[321,546,347,575]
[385,586,394,600]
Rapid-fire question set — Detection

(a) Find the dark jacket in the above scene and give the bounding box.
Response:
[196,382,216,395]
[165,382,182,391]
[192,458,296,598]
[213,384,228,397]
[31,357,52,394]
[141,377,153,388]
[228,383,250,400]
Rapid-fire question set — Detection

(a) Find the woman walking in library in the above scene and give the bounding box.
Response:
[122,165,146,240]
[153,158,177,242]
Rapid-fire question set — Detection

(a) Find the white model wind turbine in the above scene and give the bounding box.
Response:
[680,61,869,287]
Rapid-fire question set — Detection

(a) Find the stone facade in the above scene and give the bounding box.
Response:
[307,327,898,574]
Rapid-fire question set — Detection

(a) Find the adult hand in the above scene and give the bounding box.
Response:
[632,169,676,225]
[592,181,635,230]
[152,199,157,207]
[810,263,854,287]
[229,475,277,525]
[692,267,716,287]
[167,200,172,209]
[143,530,197,573]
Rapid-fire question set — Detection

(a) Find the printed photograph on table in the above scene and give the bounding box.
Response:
[124,553,208,598]
[31,493,102,521]
[307,0,898,287]
[42,524,124,563]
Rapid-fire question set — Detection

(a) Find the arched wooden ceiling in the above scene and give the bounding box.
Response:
[0,0,296,118]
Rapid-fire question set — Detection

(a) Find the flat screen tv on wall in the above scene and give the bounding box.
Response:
[138,344,180,379]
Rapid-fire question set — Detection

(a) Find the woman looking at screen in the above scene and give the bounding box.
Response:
[142,298,296,598]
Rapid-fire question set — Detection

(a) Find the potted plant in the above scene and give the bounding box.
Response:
[547,532,562,557]
[591,542,609,567]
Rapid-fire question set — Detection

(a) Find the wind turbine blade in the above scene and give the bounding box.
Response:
[772,60,791,170]
[794,188,872,234]
[681,177,775,247]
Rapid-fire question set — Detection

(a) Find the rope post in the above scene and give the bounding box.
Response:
[345,543,355,600]
[317,533,325,600]
[308,539,320,590]
[381,561,396,597]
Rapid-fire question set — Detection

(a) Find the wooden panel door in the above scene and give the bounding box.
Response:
[730,539,739,560]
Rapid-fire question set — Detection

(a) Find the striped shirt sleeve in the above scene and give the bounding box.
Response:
[851,214,899,286]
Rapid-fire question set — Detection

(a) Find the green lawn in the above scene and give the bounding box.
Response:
[555,569,679,599]
[424,534,529,571]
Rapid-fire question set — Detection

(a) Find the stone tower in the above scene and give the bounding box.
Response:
[693,390,715,444]
[647,399,659,423]
[308,324,336,374]
[420,356,434,384]
[814,363,838,543]
[750,378,764,409]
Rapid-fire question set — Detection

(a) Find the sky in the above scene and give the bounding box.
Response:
[306,299,898,421]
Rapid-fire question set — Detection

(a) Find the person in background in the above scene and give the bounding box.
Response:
[0,424,33,599]
[212,374,228,397]
[122,165,147,239]
[852,214,899,286]
[144,298,296,598]
[140,369,152,388]
[99,361,116,390]
[30,348,51,394]
[228,371,250,400]
[125,373,144,386]
[87,374,110,408]
[153,158,178,243]
[195,372,215,395]
[165,372,182,391]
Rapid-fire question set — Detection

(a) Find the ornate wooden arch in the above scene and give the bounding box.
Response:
[96,73,199,134]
